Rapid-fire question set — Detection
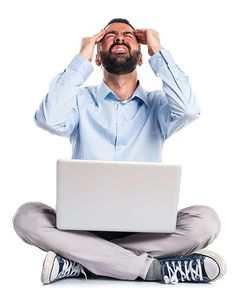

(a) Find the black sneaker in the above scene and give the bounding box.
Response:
[158,250,226,284]
[41,251,87,284]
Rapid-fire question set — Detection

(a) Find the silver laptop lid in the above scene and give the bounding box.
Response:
[56,159,181,233]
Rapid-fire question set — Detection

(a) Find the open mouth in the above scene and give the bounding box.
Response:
[110,42,131,54]
[111,45,128,53]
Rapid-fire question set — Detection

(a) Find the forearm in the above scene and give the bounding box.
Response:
[35,55,93,137]
[149,49,201,118]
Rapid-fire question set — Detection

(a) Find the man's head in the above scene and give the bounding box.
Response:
[96,18,142,75]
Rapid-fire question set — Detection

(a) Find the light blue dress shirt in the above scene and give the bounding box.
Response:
[35,50,201,162]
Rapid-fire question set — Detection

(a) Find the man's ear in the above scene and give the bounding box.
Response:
[95,54,102,66]
[138,53,143,66]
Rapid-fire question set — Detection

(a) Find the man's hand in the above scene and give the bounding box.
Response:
[79,30,105,62]
[134,29,163,56]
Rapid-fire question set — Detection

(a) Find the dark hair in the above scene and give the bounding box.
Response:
[104,18,135,30]
[97,18,136,53]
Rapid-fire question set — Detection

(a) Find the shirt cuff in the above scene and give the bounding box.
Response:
[68,55,94,81]
[148,49,176,73]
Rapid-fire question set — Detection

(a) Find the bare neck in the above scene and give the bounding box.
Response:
[103,70,138,101]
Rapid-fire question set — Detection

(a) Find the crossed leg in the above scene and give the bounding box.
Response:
[12,202,220,280]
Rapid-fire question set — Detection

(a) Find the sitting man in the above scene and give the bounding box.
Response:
[13,18,226,285]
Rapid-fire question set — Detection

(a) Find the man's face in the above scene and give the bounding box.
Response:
[97,23,142,75]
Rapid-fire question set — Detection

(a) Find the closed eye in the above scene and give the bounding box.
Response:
[123,32,135,38]
[105,33,116,38]
[104,31,135,39]
[104,31,117,39]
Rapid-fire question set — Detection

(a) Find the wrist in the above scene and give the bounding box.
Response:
[79,52,92,62]
[149,45,164,56]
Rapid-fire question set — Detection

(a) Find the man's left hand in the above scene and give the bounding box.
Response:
[134,29,164,56]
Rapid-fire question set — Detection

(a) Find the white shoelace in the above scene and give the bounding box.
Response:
[57,259,87,280]
[163,259,203,284]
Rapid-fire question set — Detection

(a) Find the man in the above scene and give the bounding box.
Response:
[13,18,226,285]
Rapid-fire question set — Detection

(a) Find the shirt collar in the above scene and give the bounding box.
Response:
[96,80,149,107]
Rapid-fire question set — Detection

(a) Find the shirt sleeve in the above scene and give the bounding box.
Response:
[34,55,93,138]
[149,49,201,140]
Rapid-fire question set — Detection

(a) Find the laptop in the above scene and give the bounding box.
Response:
[56,159,181,233]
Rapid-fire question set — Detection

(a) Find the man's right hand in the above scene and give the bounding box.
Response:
[79,30,105,62]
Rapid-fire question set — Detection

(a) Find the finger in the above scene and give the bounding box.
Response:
[135,29,147,33]
[134,30,146,40]
[135,36,147,42]
[92,29,105,40]
[95,35,104,43]
[137,39,147,45]
[134,31,146,37]
[134,33,146,39]
[95,33,105,43]
[94,29,106,43]
[93,29,105,38]
[135,35,147,44]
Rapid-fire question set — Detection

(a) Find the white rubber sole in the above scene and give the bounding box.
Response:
[196,249,227,281]
[41,251,57,285]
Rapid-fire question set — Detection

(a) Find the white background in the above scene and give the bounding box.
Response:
[0,0,235,297]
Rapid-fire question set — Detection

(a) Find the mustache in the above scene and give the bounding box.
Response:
[109,42,131,52]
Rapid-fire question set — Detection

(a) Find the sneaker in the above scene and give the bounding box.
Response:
[41,251,87,284]
[158,250,226,284]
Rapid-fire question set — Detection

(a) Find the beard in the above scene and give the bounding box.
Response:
[99,43,141,75]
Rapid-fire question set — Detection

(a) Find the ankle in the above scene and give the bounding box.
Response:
[145,259,162,281]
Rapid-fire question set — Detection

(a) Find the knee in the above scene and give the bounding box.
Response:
[179,205,221,247]
[12,202,44,237]
[188,205,221,244]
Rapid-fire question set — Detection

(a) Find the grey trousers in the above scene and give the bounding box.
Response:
[12,202,221,280]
